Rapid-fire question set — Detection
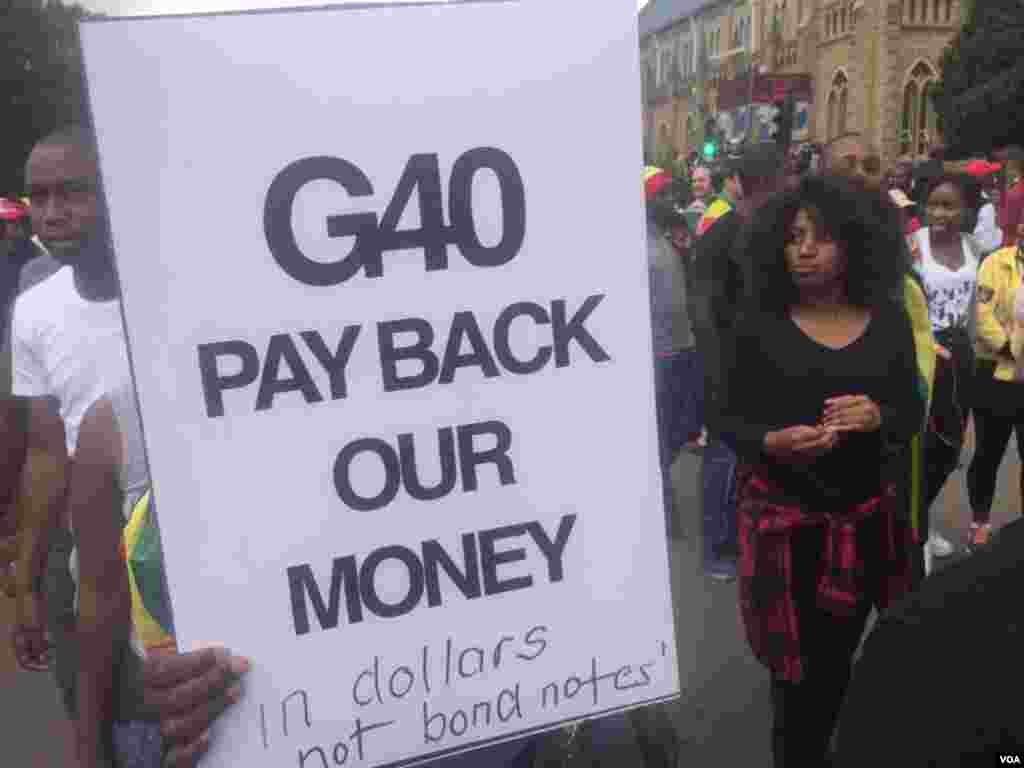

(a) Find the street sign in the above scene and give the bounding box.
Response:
[80,2,680,767]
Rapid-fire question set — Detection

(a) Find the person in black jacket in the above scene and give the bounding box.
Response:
[835,518,1024,767]
[689,143,782,581]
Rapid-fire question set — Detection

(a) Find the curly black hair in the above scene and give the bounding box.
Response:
[739,174,906,314]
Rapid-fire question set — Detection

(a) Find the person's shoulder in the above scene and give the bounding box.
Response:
[982,245,1017,269]
[884,519,1024,632]
[731,307,779,338]
[15,264,70,307]
[696,197,735,235]
[11,266,72,335]
[17,253,63,295]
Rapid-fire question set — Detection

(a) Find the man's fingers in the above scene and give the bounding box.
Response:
[162,729,212,768]
[161,686,240,753]
[144,647,226,690]
[147,651,235,716]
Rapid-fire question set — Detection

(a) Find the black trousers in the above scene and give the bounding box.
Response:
[924,327,974,512]
[967,367,1024,524]
[770,520,880,768]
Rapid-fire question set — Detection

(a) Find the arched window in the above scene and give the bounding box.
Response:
[909,0,916,22]
[945,0,952,21]
[933,0,940,22]
[902,60,936,156]
[841,6,847,32]
[901,81,917,155]
[827,70,849,140]
[919,81,935,155]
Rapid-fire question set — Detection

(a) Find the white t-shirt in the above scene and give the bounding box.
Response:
[12,266,130,455]
[913,229,979,334]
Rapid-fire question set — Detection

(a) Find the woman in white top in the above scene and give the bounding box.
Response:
[913,175,982,558]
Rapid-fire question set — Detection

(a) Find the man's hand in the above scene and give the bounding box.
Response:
[822,395,882,434]
[935,343,952,361]
[763,425,839,463]
[12,590,51,671]
[143,646,250,768]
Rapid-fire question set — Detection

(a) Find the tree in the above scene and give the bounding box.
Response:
[933,0,1024,157]
[0,0,93,198]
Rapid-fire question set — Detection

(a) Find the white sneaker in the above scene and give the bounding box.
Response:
[927,531,954,558]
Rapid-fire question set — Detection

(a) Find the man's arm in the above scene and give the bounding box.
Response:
[12,397,67,671]
[0,396,27,597]
[73,398,129,768]
[0,311,27,595]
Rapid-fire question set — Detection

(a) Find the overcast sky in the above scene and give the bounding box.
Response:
[84,0,650,17]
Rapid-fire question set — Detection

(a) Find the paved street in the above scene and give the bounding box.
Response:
[3,429,1020,767]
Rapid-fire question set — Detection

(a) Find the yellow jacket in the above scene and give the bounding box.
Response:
[975,246,1023,381]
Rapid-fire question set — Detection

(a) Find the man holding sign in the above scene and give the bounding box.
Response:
[78,1,679,766]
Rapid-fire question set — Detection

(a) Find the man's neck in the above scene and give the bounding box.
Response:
[71,239,119,302]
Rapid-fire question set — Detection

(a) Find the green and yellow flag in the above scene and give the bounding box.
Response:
[122,490,176,655]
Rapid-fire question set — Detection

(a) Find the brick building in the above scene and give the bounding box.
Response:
[641,0,966,166]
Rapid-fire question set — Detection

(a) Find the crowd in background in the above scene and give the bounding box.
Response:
[645,133,1024,765]
[1,123,1024,768]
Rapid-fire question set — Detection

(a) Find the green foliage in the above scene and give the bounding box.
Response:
[933,0,1024,156]
[0,0,93,197]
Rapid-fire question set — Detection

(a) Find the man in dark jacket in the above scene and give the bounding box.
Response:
[689,143,782,580]
[835,518,1024,766]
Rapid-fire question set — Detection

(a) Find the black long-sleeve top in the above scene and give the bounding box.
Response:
[717,302,925,507]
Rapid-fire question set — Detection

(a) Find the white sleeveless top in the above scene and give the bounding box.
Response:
[913,229,979,333]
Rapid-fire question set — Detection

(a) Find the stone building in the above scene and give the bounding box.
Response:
[641,0,965,166]
[640,0,755,163]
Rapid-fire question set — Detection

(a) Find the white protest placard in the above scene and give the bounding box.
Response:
[80,1,680,764]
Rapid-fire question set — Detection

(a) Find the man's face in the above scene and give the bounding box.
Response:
[724,174,743,203]
[828,139,883,193]
[889,163,911,193]
[24,142,100,262]
[692,169,712,198]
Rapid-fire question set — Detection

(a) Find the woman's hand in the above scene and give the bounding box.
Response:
[935,343,952,360]
[763,425,839,463]
[821,395,882,433]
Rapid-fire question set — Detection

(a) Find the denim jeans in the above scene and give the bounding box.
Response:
[655,349,704,534]
[701,439,738,559]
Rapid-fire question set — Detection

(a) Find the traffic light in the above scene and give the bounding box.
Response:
[702,117,719,160]
[771,95,796,150]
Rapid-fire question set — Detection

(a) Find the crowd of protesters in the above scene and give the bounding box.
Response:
[2,120,1024,768]
[645,134,1024,765]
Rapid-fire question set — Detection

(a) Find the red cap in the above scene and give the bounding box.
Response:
[965,160,1002,178]
[0,198,27,222]
[645,171,673,201]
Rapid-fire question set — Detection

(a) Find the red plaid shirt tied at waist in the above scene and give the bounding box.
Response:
[737,465,914,683]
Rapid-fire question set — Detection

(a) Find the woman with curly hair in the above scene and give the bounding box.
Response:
[716,175,925,767]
